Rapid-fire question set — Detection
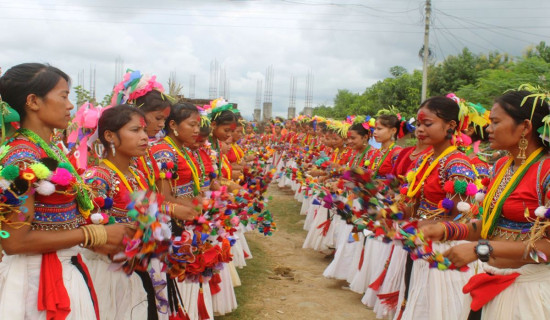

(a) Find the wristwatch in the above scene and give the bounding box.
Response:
[475,239,493,262]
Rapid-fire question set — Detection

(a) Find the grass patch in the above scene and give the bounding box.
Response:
[217,235,271,320]
[267,188,307,235]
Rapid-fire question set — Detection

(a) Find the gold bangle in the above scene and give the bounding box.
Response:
[80,226,89,247]
[81,224,108,248]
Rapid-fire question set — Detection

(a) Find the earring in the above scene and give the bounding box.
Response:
[517,133,528,165]
[110,141,116,157]
[445,128,454,140]
[174,130,179,137]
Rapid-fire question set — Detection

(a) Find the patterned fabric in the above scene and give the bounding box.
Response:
[411,150,475,217]
[150,140,200,197]
[489,157,550,223]
[1,136,85,230]
[84,165,149,223]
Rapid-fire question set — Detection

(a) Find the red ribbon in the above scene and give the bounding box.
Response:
[463,272,520,311]
[38,252,71,320]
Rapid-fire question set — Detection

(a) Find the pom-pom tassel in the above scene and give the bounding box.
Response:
[197,286,210,320]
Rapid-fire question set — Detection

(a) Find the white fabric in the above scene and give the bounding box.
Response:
[0,247,96,320]
[361,240,393,308]
[177,279,214,320]
[461,263,550,320]
[212,263,238,316]
[395,241,478,320]
[303,196,320,231]
[81,250,149,320]
[230,234,247,268]
[373,242,407,319]
[346,233,366,284]
[349,234,375,294]
[302,207,331,251]
[323,225,362,280]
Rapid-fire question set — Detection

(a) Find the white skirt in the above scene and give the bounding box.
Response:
[361,239,393,308]
[212,263,238,316]
[463,263,550,320]
[302,207,332,251]
[323,225,362,280]
[373,242,408,319]
[349,234,375,294]
[81,251,149,320]
[303,195,320,231]
[395,241,478,320]
[177,279,214,320]
[0,247,96,320]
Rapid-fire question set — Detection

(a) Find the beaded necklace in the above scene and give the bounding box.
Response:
[194,149,207,183]
[351,145,370,167]
[102,159,146,193]
[406,145,457,198]
[210,137,223,178]
[371,142,396,177]
[481,147,544,238]
[164,136,200,196]
[17,128,93,217]
[139,153,156,190]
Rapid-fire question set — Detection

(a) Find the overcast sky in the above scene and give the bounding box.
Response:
[1,0,548,119]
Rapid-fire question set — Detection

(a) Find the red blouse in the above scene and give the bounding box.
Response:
[490,157,550,222]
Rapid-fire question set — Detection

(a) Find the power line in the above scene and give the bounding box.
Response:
[0,16,423,33]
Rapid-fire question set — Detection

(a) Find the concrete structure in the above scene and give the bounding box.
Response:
[254,108,261,122]
[303,106,313,117]
[262,102,272,122]
[288,107,296,119]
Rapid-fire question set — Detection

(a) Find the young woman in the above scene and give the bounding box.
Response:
[0,63,132,319]
[423,90,550,320]
[371,114,403,179]
[395,96,478,320]
[209,108,239,188]
[83,105,162,320]
[151,102,213,320]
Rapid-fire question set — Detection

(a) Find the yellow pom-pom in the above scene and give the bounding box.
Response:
[30,162,51,180]
[159,172,166,179]
[364,160,371,166]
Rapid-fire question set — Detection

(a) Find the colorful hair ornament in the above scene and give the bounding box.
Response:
[0,99,20,143]
[209,98,239,120]
[111,69,165,106]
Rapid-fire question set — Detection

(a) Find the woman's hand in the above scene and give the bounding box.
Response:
[443,242,477,268]
[421,223,445,241]
[173,205,200,221]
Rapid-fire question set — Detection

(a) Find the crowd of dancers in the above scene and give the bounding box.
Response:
[1,61,550,320]
[269,88,550,320]
[0,63,276,320]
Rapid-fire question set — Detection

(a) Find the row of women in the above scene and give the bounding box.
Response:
[268,88,550,320]
[0,63,274,319]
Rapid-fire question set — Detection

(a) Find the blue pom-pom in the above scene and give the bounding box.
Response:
[3,191,20,205]
[442,198,454,210]
[161,162,167,170]
[103,197,114,209]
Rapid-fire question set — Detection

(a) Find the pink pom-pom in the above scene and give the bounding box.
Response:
[197,215,208,224]
[443,180,455,193]
[465,183,478,196]
[165,171,172,179]
[101,213,109,224]
[231,216,240,226]
[50,168,73,186]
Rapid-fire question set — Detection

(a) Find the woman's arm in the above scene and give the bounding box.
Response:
[1,193,133,255]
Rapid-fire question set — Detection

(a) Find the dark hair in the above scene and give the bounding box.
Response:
[419,96,460,124]
[98,104,145,149]
[212,110,237,126]
[0,63,70,122]
[376,114,400,139]
[135,89,171,113]
[349,123,371,137]
[165,102,199,134]
[495,90,550,148]
[199,122,212,137]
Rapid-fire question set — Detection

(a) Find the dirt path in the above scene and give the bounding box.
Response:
[218,185,377,320]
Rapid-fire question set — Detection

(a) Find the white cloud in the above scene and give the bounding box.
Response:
[1,0,548,118]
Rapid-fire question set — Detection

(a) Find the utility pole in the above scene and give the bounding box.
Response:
[421,0,431,102]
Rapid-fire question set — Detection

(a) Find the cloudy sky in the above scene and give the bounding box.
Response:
[1,0,548,119]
